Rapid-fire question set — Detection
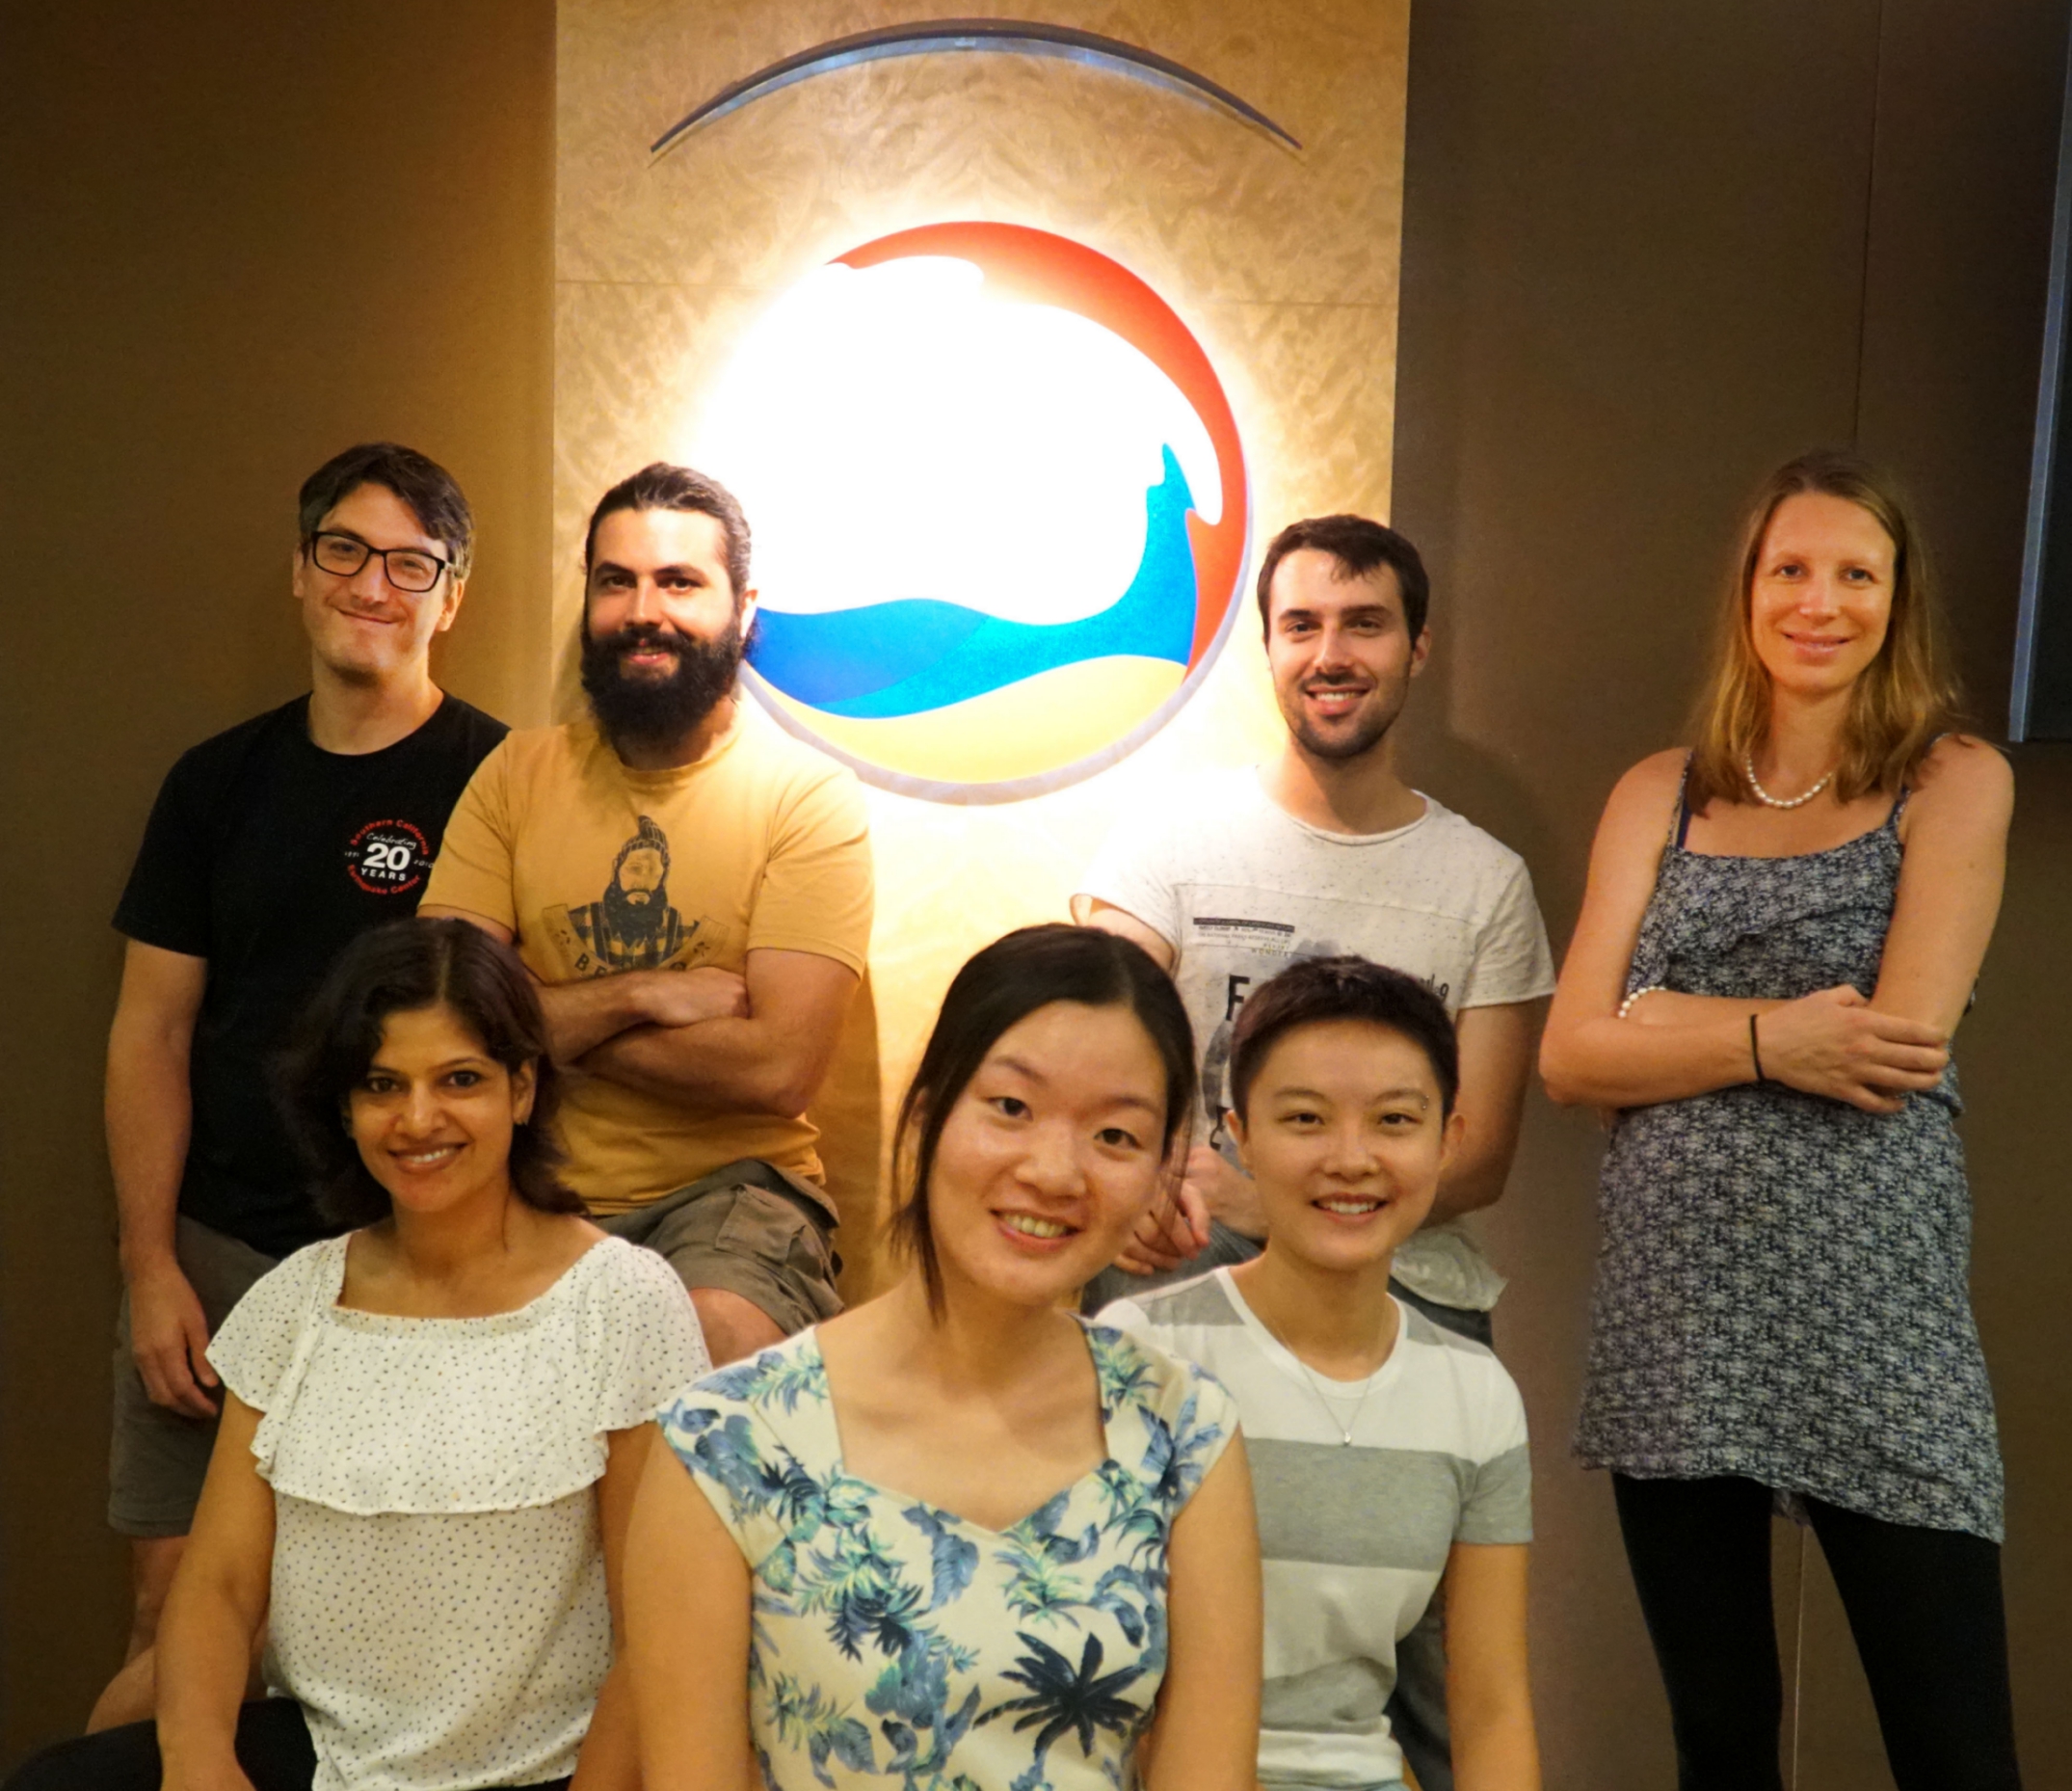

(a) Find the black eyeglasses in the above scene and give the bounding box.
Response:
[305,532,452,595]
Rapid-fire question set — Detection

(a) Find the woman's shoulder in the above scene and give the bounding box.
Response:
[1084,1320,1239,1485]
[229,1234,348,1326]
[656,1331,831,1504]
[1908,733,2014,810]
[665,1328,828,1427]
[1608,747,1692,810]
[571,1231,691,1301]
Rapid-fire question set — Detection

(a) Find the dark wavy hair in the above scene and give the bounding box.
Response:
[582,462,752,605]
[890,925,1197,1315]
[277,918,581,1227]
[1228,955,1459,1120]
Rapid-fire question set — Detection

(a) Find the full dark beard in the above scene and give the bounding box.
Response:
[580,617,744,751]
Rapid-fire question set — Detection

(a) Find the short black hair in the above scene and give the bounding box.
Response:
[276,919,582,1227]
[582,462,752,604]
[1228,955,1458,1120]
[1254,514,1431,643]
[298,442,475,578]
[891,925,1197,1315]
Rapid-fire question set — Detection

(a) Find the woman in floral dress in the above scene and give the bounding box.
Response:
[623,923,1262,1791]
[1541,450,2020,1789]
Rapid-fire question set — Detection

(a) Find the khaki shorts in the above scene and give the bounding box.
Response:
[109,1216,278,1537]
[596,1160,843,1338]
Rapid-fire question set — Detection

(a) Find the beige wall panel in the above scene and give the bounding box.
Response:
[558,0,1410,1291]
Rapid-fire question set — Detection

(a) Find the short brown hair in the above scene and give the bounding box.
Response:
[1687,449,1965,812]
[277,919,581,1227]
[582,462,752,603]
[1255,514,1431,642]
[298,442,475,578]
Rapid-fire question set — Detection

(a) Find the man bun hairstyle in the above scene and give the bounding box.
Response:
[1254,514,1431,643]
[1227,954,1459,1120]
[890,925,1198,1316]
[298,442,475,579]
[583,462,752,605]
[277,918,582,1227]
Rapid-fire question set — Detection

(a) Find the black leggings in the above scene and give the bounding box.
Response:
[1612,1475,2021,1791]
[1,1698,571,1791]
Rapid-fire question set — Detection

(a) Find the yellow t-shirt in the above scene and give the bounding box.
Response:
[424,710,872,1212]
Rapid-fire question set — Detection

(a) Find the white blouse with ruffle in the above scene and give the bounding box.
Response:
[208,1233,707,1791]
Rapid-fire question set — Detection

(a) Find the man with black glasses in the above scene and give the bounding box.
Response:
[93,443,507,1728]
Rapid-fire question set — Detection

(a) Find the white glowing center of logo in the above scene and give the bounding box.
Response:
[697,255,1221,625]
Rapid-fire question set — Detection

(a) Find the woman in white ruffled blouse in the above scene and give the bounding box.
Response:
[11,919,706,1791]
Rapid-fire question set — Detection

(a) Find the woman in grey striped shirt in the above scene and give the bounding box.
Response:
[1104,955,1539,1791]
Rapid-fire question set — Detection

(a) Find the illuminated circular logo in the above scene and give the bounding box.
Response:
[699,222,1250,801]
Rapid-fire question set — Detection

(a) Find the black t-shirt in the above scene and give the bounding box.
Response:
[114,693,509,1256]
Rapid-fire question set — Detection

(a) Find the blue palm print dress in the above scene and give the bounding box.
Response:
[657,1322,1238,1791]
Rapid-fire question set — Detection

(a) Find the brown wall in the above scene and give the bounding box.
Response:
[1393,0,2072,1783]
[5,0,2067,1782]
[0,1,556,1759]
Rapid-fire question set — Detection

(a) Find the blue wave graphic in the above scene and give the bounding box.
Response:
[748,445,1199,718]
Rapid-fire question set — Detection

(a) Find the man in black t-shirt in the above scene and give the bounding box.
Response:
[93,443,508,1728]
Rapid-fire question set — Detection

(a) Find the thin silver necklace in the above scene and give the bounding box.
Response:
[1255,1305,1392,1446]
[1744,751,1833,809]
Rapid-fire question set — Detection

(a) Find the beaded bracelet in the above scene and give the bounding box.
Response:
[1616,985,1666,1021]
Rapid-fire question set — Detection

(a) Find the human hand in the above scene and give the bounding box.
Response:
[1184,1143,1266,1238]
[126,1256,219,1418]
[1756,985,1949,1114]
[1113,1180,1210,1276]
[637,966,750,1029]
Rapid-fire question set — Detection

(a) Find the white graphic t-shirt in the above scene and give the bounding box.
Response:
[1077,767,1555,1308]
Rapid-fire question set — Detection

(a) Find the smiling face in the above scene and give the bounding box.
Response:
[1229,1017,1461,1276]
[292,482,463,683]
[1747,492,1896,702]
[924,1001,1173,1311]
[1265,548,1428,762]
[345,1002,535,1221]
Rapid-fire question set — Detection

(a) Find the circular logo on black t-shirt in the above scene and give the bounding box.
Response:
[346,818,433,895]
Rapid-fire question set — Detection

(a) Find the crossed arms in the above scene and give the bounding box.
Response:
[417,907,857,1118]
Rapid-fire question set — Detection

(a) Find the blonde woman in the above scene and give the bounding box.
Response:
[1541,450,2018,1790]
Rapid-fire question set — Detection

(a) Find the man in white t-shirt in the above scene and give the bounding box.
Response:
[1076,513,1554,1334]
[1076,513,1553,1790]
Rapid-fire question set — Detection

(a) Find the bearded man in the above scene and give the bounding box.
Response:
[424,464,871,1363]
[1072,514,1555,1791]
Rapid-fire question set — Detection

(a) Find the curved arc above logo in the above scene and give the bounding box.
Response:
[649,19,1302,155]
[706,222,1252,803]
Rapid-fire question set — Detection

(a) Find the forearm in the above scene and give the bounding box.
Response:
[1428,1147,1510,1226]
[581,1018,809,1118]
[156,1578,263,1774]
[1450,1695,1542,1791]
[1540,1012,1760,1109]
[107,1026,193,1272]
[570,1662,640,1791]
[538,975,663,1063]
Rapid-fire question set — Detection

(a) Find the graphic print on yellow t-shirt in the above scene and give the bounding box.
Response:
[540,814,706,977]
[422,714,873,1215]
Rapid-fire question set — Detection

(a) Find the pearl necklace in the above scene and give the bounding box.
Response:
[1743,752,1833,809]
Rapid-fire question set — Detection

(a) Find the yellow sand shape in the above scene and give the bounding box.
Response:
[765,655,1187,784]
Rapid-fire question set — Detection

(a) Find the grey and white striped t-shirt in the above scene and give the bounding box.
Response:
[1101,1268,1531,1790]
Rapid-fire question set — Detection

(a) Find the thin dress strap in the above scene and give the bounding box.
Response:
[1670,752,1695,849]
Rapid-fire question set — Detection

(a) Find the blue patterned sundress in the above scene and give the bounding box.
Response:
[1574,785,2005,1539]
[658,1322,1238,1791]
